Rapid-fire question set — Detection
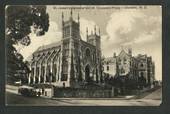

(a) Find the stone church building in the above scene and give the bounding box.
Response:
[28,11,102,88]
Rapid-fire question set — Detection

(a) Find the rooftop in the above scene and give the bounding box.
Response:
[34,41,61,53]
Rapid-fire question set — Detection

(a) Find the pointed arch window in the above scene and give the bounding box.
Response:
[85,48,91,57]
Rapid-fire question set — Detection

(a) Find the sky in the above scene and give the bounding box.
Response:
[14,5,162,80]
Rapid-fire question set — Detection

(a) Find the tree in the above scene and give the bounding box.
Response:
[6,5,49,84]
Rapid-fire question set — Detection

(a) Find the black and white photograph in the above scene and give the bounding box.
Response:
[5,5,162,106]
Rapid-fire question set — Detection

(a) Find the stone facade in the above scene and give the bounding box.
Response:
[103,49,155,87]
[28,11,102,88]
[103,56,117,78]
[136,54,155,86]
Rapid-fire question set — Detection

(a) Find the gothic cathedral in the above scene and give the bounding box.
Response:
[28,10,102,88]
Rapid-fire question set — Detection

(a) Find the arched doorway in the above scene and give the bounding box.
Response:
[85,65,90,82]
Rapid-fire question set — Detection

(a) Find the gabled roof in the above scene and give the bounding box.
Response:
[34,41,61,53]
[117,49,130,58]
[80,39,95,48]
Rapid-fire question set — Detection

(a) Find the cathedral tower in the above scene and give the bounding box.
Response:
[62,10,80,40]
[60,10,81,87]
[86,26,102,82]
[86,26,101,51]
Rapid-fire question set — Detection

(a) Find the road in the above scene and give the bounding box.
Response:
[143,87,162,100]
[6,88,162,106]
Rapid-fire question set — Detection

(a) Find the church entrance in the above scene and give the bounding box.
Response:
[85,65,90,82]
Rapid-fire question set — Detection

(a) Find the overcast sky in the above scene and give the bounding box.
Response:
[15,5,162,80]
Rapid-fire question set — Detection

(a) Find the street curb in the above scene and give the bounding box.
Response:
[51,97,134,100]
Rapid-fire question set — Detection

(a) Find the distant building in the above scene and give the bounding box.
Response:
[102,55,117,78]
[103,49,155,88]
[28,11,102,88]
[136,54,155,87]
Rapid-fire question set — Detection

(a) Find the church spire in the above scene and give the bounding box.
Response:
[78,13,80,23]
[78,13,80,28]
[86,27,88,39]
[62,12,64,23]
[62,12,64,38]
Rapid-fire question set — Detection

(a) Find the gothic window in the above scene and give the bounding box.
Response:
[66,27,70,37]
[124,57,126,61]
[107,66,109,71]
[36,67,39,76]
[42,66,45,76]
[64,26,70,38]
[31,68,34,76]
[47,65,51,76]
[63,43,69,57]
[53,64,57,76]
[140,63,144,67]
[62,63,68,73]
[85,48,90,57]
[72,29,78,38]
[106,62,109,66]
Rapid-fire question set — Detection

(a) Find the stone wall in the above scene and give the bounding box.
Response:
[53,88,114,98]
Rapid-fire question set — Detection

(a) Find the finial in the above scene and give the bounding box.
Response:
[62,12,64,27]
[86,27,88,40]
[62,12,64,21]
[94,25,96,35]
[78,13,80,22]
[70,9,73,20]
[86,27,88,36]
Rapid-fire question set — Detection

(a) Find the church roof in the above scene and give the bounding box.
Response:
[118,49,130,57]
[34,41,61,53]
[80,39,95,48]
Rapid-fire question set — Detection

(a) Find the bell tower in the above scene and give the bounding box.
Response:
[86,26,102,82]
[60,10,81,87]
[86,26,101,51]
[62,10,80,40]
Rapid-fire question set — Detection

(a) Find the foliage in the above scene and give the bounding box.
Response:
[6,5,49,84]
